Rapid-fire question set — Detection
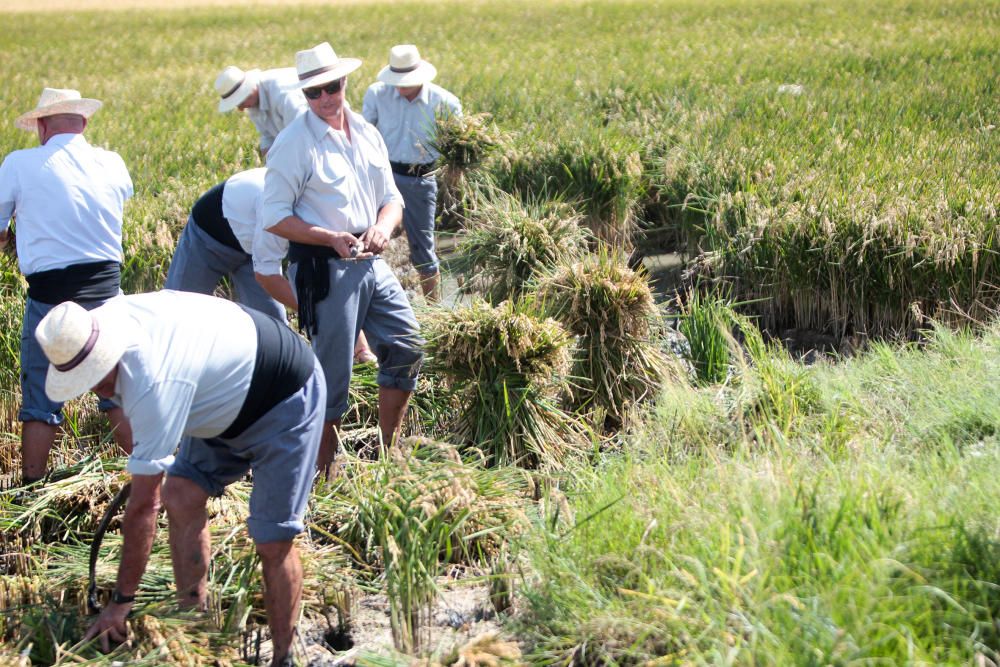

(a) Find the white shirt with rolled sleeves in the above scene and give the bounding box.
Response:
[0,133,133,275]
[246,68,309,153]
[109,291,255,476]
[361,82,462,164]
[221,168,266,254]
[261,105,404,235]
[252,218,289,276]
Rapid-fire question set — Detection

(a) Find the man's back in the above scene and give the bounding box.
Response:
[247,68,308,152]
[0,133,132,275]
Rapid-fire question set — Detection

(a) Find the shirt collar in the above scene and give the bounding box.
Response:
[392,84,429,105]
[305,102,360,142]
[45,133,86,148]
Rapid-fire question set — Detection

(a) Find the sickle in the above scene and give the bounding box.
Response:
[87,482,132,614]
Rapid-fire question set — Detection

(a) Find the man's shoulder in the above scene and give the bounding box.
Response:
[366,81,390,97]
[267,111,316,156]
[428,83,461,108]
[261,67,299,85]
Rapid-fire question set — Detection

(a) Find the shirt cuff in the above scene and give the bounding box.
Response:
[253,258,282,275]
[127,454,175,476]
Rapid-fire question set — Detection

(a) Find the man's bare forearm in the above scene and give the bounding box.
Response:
[115,474,163,596]
[255,272,298,312]
[267,216,338,246]
[375,203,402,235]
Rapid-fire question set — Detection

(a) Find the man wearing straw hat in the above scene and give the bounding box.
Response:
[164,168,290,320]
[261,42,424,475]
[214,64,308,157]
[362,45,461,301]
[35,291,325,666]
[216,64,378,363]
[0,87,134,485]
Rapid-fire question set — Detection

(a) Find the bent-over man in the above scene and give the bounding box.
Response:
[262,42,424,474]
[214,65,308,157]
[0,87,134,484]
[36,291,325,667]
[362,44,461,300]
[165,168,286,320]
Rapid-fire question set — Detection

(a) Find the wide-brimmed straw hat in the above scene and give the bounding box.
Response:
[15,88,102,132]
[36,301,132,403]
[295,42,361,90]
[215,66,261,113]
[377,45,437,87]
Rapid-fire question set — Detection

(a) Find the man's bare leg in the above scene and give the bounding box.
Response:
[107,407,133,455]
[419,270,441,303]
[21,420,59,482]
[162,476,211,608]
[378,387,413,448]
[257,539,302,666]
[354,331,376,364]
[315,419,342,480]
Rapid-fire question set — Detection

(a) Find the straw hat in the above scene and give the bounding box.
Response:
[215,66,261,113]
[295,42,361,90]
[15,88,102,132]
[36,301,132,402]
[377,45,437,87]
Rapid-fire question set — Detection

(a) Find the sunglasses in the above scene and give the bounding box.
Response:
[303,78,345,100]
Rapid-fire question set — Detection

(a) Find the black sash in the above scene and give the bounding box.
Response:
[219,306,315,439]
[191,181,245,253]
[25,260,121,305]
[389,161,435,178]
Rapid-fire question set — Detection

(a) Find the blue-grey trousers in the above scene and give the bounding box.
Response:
[165,218,285,321]
[168,359,326,544]
[394,172,439,276]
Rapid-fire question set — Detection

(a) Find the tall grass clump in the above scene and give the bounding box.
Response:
[496,132,646,249]
[322,441,530,654]
[452,188,589,304]
[424,299,588,468]
[537,250,670,427]
[676,291,746,385]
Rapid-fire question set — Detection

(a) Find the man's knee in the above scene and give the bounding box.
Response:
[161,476,209,517]
[256,538,296,564]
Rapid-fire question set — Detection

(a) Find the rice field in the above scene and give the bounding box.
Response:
[1,0,999,663]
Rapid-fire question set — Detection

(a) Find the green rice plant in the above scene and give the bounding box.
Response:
[676,291,744,385]
[423,299,589,468]
[536,249,670,427]
[452,186,590,305]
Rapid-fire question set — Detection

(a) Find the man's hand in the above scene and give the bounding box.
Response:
[328,230,373,259]
[83,601,132,652]
[359,221,392,255]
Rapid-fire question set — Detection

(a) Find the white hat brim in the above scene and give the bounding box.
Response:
[218,69,261,113]
[377,61,437,87]
[297,58,363,89]
[43,304,133,403]
[15,99,102,132]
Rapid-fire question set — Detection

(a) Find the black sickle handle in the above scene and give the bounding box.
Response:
[87,482,132,614]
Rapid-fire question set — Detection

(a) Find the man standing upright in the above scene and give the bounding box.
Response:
[362,44,461,300]
[214,65,308,157]
[262,42,424,475]
[0,88,134,483]
[216,62,377,362]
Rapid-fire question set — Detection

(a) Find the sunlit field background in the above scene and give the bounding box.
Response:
[1,0,999,664]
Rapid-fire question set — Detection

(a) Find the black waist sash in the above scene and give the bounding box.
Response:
[389,161,435,177]
[191,181,245,253]
[288,240,362,338]
[219,306,315,439]
[25,260,121,305]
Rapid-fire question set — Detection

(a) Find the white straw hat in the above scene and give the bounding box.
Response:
[36,301,132,403]
[215,66,261,113]
[377,45,437,87]
[295,42,361,90]
[15,88,102,132]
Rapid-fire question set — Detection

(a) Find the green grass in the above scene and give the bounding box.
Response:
[516,323,1000,664]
